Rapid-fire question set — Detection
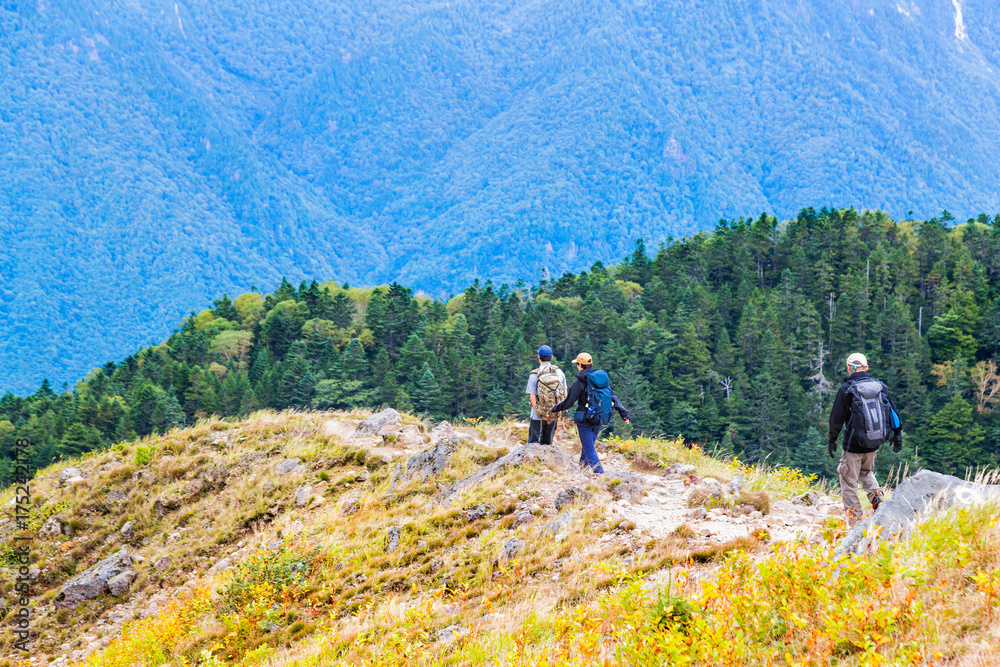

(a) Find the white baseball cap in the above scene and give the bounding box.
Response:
[846,353,868,368]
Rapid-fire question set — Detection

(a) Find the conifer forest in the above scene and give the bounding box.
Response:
[3,208,999,485]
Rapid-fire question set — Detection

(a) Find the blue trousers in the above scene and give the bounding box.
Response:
[576,423,604,473]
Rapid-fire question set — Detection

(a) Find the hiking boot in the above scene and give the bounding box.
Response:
[870,490,884,512]
[845,508,862,528]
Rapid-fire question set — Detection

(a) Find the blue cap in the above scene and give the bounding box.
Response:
[538,345,553,359]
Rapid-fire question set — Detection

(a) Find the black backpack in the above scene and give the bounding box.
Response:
[845,377,892,450]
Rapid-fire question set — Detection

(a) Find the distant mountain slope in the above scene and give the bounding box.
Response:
[3,0,1000,392]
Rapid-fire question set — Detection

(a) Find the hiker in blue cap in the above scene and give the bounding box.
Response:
[525,345,568,445]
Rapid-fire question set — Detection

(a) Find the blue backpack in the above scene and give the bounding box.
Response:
[584,370,615,425]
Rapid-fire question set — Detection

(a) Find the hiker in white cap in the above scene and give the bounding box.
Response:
[828,353,903,527]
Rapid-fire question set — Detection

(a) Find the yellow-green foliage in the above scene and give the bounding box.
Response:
[86,503,1000,666]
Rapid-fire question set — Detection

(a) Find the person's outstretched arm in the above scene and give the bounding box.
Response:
[554,379,583,413]
[611,390,630,422]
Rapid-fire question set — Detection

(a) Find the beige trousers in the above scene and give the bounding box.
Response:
[837,450,881,516]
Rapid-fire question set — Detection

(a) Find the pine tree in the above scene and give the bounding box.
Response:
[486,385,508,420]
[923,394,985,476]
[664,401,699,441]
[292,372,316,408]
[212,293,240,322]
[219,371,250,415]
[163,390,186,427]
[249,348,272,386]
[397,332,434,385]
[613,357,660,436]
[342,339,369,382]
[410,363,443,417]
[798,427,832,479]
[59,423,102,458]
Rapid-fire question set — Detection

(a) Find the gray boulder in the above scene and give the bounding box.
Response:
[437,624,469,643]
[154,556,171,571]
[700,477,722,490]
[791,491,820,507]
[404,438,460,482]
[152,496,181,517]
[836,469,1000,557]
[120,521,135,540]
[107,571,136,597]
[510,510,536,527]
[295,485,313,508]
[544,509,577,536]
[387,463,402,492]
[208,557,232,575]
[386,526,400,553]
[59,467,84,486]
[464,503,493,522]
[670,463,697,475]
[275,458,306,475]
[55,549,134,609]
[357,408,402,436]
[430,421,455,440]
[612,481,645,503]
[39,517,62,539]
[725,473,746,495]
[500,537,524,561]
[398,425,429,447]
[554,487,592,510]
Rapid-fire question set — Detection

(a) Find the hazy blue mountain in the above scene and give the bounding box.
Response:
[3,0,1000,392]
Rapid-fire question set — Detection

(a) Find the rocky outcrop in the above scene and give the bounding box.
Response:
[464,504,493,522]
[275,458,306,475]
[357,408,402,436]
[120,521,135,540]
[386,526,400,553]
[836,469,1000,557]
[38,517,63,539]
[398,425,429,447]
[500,538,524,561]
[59,467,85,486]
[544,509,577,536]
[106,571,136,597]
[429,421,455,441]
[55,549,135,609]
[612,481,645,503]
[554,487,592,510]
[437,443,575,504]
[403,438,460,482]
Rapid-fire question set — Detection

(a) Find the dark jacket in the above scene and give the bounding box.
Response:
[553,368,630,423]
[828,371,902,453]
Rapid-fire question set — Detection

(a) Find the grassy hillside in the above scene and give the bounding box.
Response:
[1,410,998,665]
[5,0,1000,392]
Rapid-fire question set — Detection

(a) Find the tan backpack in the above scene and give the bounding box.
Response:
[533,365,567,420]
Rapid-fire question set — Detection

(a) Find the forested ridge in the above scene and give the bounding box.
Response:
[5,0,1000,394]
[3,208,1000,486]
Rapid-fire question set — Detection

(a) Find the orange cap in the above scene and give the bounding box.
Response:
[573,352,593,365]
